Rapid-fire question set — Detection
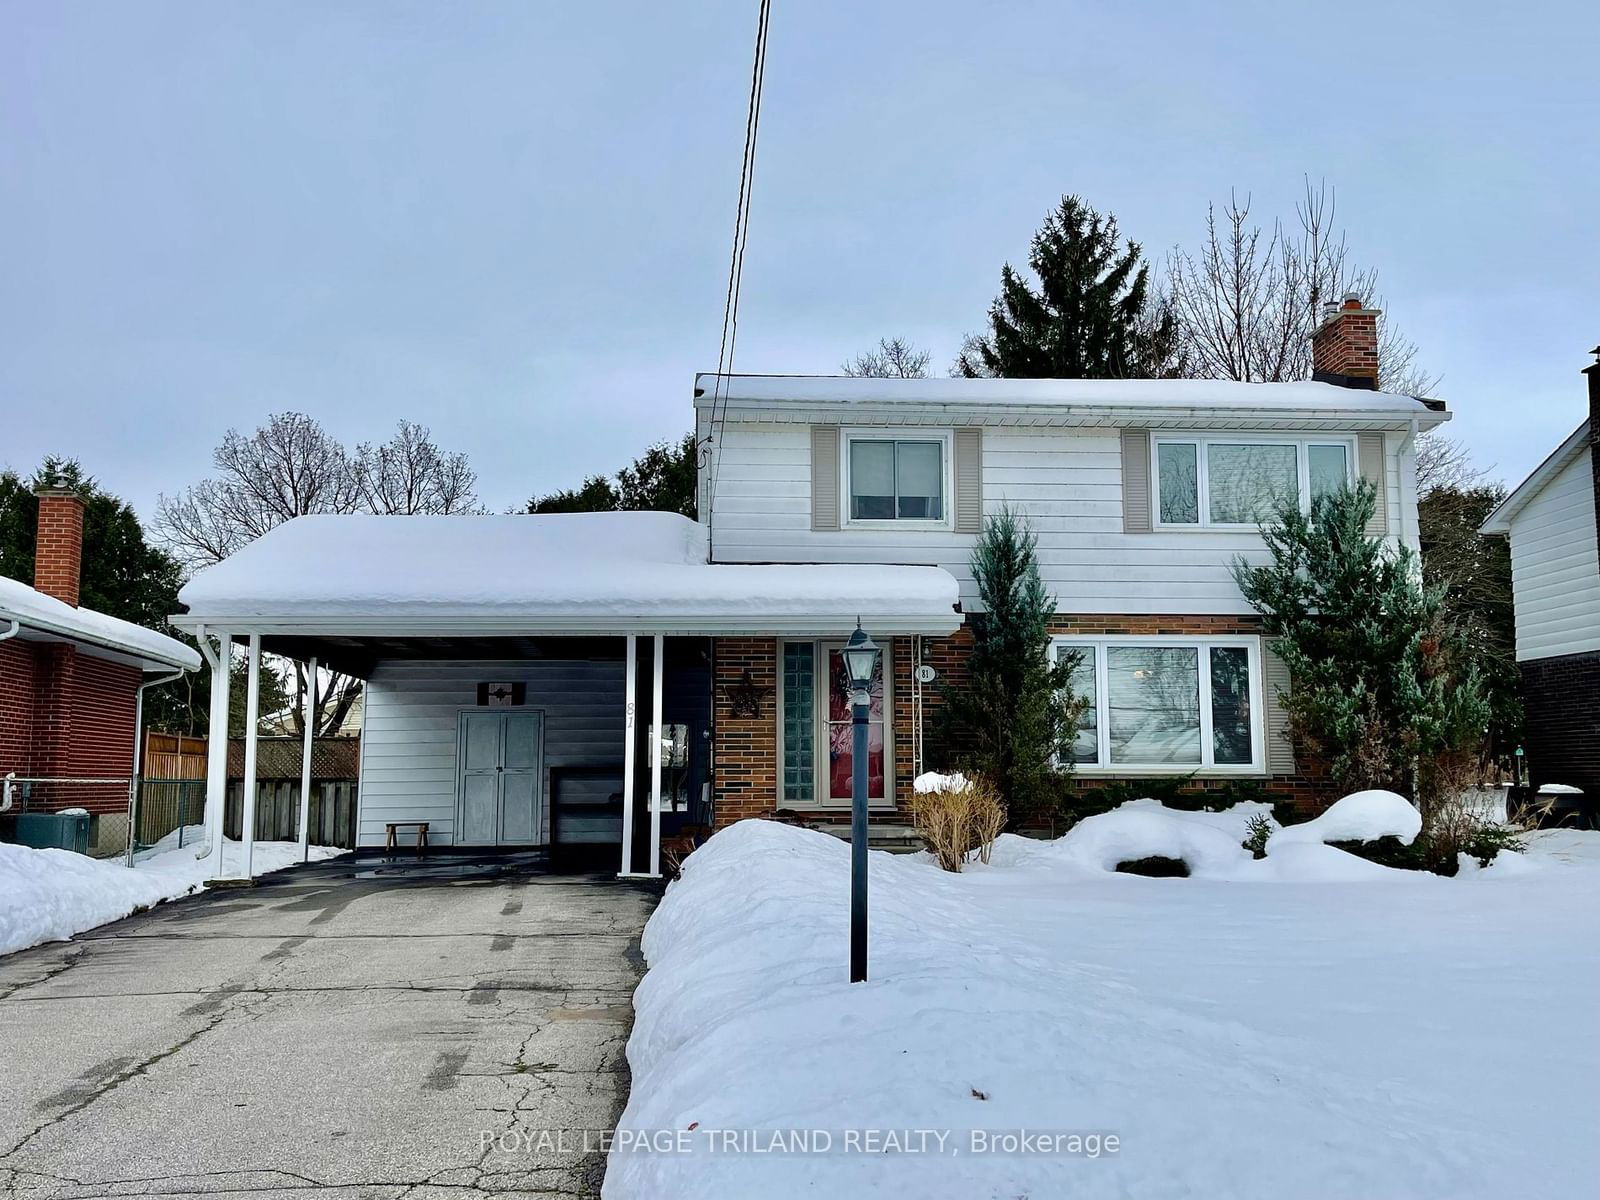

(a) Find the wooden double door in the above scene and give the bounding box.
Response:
[456,710,544,846]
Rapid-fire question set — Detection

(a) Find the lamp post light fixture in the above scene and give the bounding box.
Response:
[842,621,879,983]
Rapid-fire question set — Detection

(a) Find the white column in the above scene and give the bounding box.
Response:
[240,633,262,879]
[203,629,231,880]
[298,656,316,863]
[648,632,664,877]
[619,634,637,875]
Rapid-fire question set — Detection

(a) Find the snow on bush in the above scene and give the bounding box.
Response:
[1267,789,1421,850]
[912,770,971,794]
[608,817,1597,1199]
[0,837,341,957]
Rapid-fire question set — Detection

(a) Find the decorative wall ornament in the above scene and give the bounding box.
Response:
[721,668,773,719]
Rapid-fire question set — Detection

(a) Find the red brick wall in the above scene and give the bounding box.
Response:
[712,637,778,827]
[0,640,38,779]
[709,618,1339,828]
[1,641,139,814]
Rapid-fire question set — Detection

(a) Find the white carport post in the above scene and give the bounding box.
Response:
[297,656,316,863]
[201,627,230,881]
[619,634,637,876]
[648,632,664,878]
[239,633,262,880]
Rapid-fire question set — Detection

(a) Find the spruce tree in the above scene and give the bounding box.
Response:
[958,195,1178,379]
[937,507,1081,826]
[1231,481,1490,824]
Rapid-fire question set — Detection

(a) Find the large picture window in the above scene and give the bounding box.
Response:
[846,435,946,523]
[779,640,890,806]
[1055,636,1264,772]
[1154,436,1354,528]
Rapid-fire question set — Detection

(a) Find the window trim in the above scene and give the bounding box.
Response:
[1150,433,1358,531]
[776,637,896,809]
[840,429,955,530]
[1053,634,1266,775]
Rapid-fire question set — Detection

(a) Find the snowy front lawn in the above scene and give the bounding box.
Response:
[607,808,1600,1199]
[0,836,343,957]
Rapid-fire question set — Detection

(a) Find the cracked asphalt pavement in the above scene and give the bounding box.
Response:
[0,855,660,1199]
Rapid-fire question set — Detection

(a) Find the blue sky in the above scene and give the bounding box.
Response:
[2,0,1594,519]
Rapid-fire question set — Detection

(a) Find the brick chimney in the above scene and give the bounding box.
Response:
[1311,292,1381,390]
[33,475,86,608]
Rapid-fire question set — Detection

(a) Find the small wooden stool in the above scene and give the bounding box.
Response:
[384,821,429,858]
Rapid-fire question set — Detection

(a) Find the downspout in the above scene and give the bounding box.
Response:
[192,624,221,861]
[126,664,188,866]
[1,619,17,813]
[1399,417,1421,559]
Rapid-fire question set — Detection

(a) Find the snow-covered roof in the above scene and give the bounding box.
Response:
[693,374,1449,431]
[174,512,963,636]
[1480,419,1592,535]
[0,574,201,673]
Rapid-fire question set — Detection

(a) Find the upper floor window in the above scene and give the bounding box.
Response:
[1154,435,1355,528]
[847,435,946,523]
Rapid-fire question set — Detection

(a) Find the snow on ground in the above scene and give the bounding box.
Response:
[607,809,1600,1199]
[0,836,343,957]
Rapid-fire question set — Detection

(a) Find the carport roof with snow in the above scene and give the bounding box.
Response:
[171,511,963,641]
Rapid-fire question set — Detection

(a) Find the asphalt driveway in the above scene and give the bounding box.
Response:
[0,854,660,1199]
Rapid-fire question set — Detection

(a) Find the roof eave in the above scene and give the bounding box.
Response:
[1479,419,1592,536]
[169,611,966,639]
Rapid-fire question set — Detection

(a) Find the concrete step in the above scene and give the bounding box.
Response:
[806,822,924,854]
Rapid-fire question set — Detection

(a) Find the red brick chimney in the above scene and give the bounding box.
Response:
[33,477,86,608]
[1311,293,1381,390]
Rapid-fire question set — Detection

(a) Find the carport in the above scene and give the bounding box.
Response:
[169,509,961,881]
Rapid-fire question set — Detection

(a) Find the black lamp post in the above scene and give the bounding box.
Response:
[842,622,880,983]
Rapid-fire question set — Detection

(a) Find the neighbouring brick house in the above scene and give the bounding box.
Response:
[1481,349,1600,801]
[1,482,200,854]
[170,295,1448,879]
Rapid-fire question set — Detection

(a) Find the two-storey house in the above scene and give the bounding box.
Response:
[172,297,1448,879]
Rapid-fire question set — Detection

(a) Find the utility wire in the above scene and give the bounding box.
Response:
[702,0,772,561]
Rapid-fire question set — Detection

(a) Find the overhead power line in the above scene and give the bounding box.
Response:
[702,0,772,560]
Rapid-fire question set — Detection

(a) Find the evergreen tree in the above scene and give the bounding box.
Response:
[527,434,698,519]
[1232,481,1490,823]
[958,195,1178,379]
[936,507,1082,826]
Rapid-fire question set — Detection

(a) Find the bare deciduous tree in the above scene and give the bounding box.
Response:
[1165,180,1437,396]
[842,337,931,378]
[155,413,480,736]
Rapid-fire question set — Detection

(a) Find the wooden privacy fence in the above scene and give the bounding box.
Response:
[225,779,358,848]
[143,732,208,781]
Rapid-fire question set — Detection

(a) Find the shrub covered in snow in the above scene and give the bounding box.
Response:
[909,770,1005,871]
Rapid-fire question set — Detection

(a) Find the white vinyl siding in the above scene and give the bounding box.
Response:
[357,659,623,848]
[1505,452,1600,661]
[709,422,1412,614]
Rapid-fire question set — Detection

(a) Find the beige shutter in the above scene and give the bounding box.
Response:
[811,426,840,531]
[1358,432,1388,536]
[1262,642,1296,774]
[954,427,983,533]
[1121,429,1152,533]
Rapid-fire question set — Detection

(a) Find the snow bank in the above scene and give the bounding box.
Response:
[0,838,342,957]
[1033,799,1268,878]
[609,818,1600,1199]
[1268,789,1421,849]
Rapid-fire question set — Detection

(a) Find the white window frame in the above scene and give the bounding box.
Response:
[1150,433,1357,530]
[1053,634,1266,775]
[776,637,896,809]
[841,428,955,530]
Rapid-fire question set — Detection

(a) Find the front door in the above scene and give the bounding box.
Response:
[457,710,544,845]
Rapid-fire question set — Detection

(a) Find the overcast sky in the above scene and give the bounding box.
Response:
[2,0,1594,522]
